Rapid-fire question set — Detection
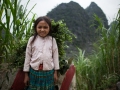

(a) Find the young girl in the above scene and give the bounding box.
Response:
[23,16,59,90]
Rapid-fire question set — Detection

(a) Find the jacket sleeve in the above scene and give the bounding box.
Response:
[52,38,60,70]
[23,37,33,72]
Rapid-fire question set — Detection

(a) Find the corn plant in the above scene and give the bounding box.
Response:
[0,0,36,89]
[74,48,91,90]
[74,9,120,90]
[0,0,36,63]
[94,9,120,75]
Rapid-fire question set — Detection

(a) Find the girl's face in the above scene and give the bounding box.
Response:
[36,20,50,37]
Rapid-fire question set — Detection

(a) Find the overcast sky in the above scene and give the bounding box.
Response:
[21,0,120,24]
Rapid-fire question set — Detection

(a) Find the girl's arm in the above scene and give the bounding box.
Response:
[52,38,60,83]
[52,38,60,70]
[23,37,32,72]
[54,70,58,83]
[24,72,29,86]
[23,37,33,86]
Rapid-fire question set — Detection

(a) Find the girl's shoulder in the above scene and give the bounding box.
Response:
[29,36,34,40]
[48,36,57,43]
[46,35,54,40]
[49,36,56,42]
[27,36,34,43]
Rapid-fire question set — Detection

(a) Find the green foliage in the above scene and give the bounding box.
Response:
[51,20,74,74]
[0,0,36,63]
[74,48,91,90]
[51,20,74,59]
[74,9,120,90]
[100,74,119,89]
[10,40,28,68]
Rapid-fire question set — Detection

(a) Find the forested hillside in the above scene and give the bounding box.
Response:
[47,1,109,56]
[85,2,109,29]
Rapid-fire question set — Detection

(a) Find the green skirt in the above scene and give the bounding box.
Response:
[26,68,54,90]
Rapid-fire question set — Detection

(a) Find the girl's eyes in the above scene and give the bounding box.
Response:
[38,26,48,29]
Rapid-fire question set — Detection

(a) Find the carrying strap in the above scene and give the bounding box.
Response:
[52,37,53,57]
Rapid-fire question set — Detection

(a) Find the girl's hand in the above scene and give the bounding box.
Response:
[24,72,29,86]
[54,70,58,83]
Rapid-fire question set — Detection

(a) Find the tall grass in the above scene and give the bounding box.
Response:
[75,9,120,90]
[0,0,36,63]
[0,0,36,89]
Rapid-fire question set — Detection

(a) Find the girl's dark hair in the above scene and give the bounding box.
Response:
[31,16,52,44]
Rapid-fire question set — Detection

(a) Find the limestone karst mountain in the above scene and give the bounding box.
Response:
[47,1,109,56]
